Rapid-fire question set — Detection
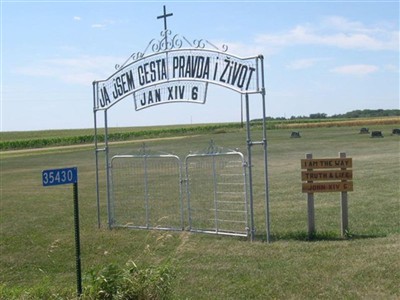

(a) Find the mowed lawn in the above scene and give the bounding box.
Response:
[1,124,399,299]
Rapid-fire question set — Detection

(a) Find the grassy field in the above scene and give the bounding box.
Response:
[1,122,399,299]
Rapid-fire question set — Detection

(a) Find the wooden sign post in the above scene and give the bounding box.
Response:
[301,153,353,237]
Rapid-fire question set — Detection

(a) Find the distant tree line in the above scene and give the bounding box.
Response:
[263,109,399,121]
[331,109,400,118]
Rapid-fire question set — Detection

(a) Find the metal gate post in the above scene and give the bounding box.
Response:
[93,82,101,229]
[104,109,112,229]
[260,55,271,243]
[245,93,256,241]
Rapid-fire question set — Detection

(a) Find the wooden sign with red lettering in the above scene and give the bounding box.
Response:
[301,157,353,193]
[301,170,353,181]
[302,181,353,193]
[301,158,352,169]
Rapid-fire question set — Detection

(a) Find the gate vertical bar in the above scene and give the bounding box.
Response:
[212,155,219,233]
[260,55,271,243]
[185,158,193,231]
[104,109,112,229]
[241,154,249,236]
[245,93,255,241]
[178,158,184,230]
[143,154,150,228]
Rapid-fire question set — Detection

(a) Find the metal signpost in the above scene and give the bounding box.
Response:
[42,167,82,296]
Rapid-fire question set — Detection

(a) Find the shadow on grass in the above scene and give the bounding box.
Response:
[259,231,387,242]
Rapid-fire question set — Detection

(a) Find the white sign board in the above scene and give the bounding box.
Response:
[95,49,260,110]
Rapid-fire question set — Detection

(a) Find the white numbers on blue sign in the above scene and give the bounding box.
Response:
[42,167,77,186]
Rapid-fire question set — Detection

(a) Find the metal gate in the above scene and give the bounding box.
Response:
[185,146,248,236]
[109,144,249,237]
[110,153,183,231]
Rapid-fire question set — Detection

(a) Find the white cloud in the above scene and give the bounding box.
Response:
[255,16,399,51]
[209,38,278,58]
[321,16,370,33]
[73,16,81,21]
[91,24,106,29]
[330,64,379,75]
[91,19,115,29]
[286,58,330,70]
[14,55,123,85]
[384,64,399,73]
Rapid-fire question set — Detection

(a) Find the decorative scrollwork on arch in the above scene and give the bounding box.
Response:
[171,34,183,49]
[150,38,162,53]
[132,52,145,61]
[114,30,230,69]
[192,39,206,49]
[221,44,229,52]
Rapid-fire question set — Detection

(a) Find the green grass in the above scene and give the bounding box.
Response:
[1,123,399,299]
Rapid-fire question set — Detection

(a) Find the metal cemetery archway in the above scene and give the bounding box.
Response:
[93,6,270,241]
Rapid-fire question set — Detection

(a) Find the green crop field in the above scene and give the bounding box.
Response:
[1,122,399,299]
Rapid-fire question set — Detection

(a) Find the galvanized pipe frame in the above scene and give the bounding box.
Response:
[110,154,184,231]
[93,52,270,241]
[260,56,271,243]
[93,82,101,229]
[110,151,246,234]
[185,151,249,237]
[243,55,271,242]
[245,93,255,240]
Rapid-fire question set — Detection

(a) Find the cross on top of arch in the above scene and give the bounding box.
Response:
[114,5,228,70]
[157,5,173,31]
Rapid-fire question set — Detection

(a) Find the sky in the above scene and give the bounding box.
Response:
[1,0,399,132]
